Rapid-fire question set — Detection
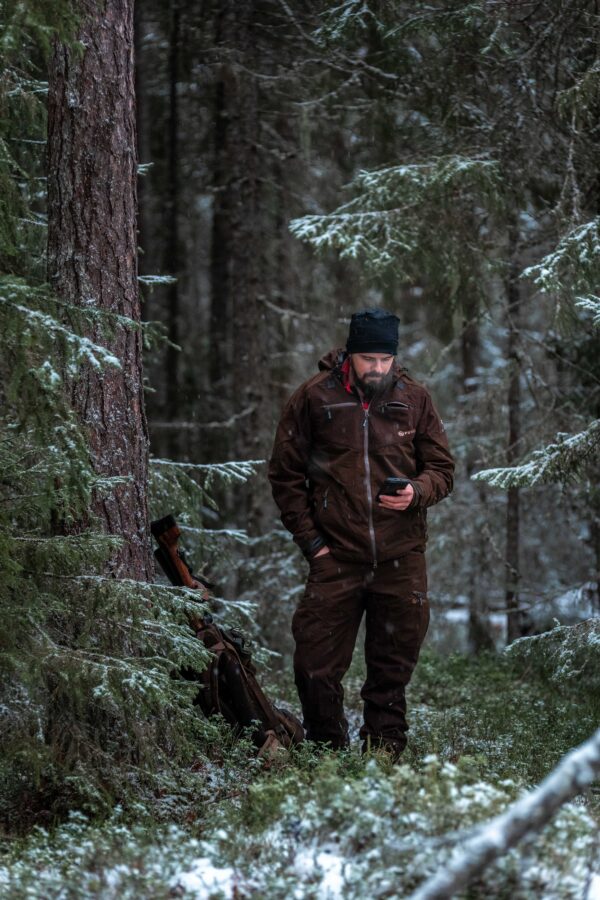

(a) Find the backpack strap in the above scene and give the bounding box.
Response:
[199,625,286,738]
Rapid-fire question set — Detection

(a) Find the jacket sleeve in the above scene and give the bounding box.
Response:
[268,392,326,559]
[410,390,455,508]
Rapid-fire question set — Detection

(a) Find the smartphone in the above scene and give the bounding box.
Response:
[376,476,411,501]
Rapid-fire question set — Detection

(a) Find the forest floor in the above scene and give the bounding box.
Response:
[1,646,599,899]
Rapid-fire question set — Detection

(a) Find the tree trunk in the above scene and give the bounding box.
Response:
[165,1,181,458]
[47,0,152,581]
[462,298,494,653]
[208,1,265,475]
[505,228,522,643]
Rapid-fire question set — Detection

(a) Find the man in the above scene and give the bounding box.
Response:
[268,308,454,759]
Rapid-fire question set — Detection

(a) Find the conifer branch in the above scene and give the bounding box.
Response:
[472,420,600,488]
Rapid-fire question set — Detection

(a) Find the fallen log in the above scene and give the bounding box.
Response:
[410,726,600,900]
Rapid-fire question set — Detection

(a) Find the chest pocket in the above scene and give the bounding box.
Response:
[378,400,410,415]
[371,401,415,448]
[313,401,363,450]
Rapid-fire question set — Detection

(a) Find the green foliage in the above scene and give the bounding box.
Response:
[405,649,600,787]
[0,272,264,827]
[0,0,263,832]
[507,619,600,693]
[0,0,80,276]
[557,59,600,126]
[1,649,598,896]
[290,156,502,302]
[577,295,600,328]
[472,420,600,488]
[150,457,264,520]
[1,717,597,896]
[475,220,600,489]
[522,218,600,308]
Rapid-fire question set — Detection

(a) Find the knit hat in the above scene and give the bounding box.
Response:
[346,308,399,355]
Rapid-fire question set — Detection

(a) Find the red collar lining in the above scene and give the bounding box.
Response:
[340,357,369,409]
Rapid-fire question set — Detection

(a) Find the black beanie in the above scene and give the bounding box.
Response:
[346,308,400,355]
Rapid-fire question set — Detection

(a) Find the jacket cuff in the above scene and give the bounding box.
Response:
[298,534,327,559]
[409,481,422,508]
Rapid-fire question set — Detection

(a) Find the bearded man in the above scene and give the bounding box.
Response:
[268,308,454,759]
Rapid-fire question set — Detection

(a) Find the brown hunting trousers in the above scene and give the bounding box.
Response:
[292,550,429,754]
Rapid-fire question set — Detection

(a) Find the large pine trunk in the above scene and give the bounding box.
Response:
[47,0,152,581]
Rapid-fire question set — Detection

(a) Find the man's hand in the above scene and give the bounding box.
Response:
[313,545,331,558]
[378,485,414,511]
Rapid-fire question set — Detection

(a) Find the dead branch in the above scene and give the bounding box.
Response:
[409,726,600,900]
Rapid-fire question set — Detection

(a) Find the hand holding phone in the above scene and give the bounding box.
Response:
[376,476,411,502]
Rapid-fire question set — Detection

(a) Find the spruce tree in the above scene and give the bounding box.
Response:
[0,0,259,831]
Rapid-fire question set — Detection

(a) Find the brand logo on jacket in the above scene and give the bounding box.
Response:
[398,429,416,438]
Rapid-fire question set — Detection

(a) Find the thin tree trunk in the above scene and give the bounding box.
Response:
[135,2,152,288]
[462,299,494,652]
[165,1,181,457]
[505,227,522,643]
[590,481,600,614]
[47,0,152,581]
[208,1,264,480]
[208,5,233,412]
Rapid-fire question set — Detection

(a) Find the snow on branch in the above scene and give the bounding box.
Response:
[409,726,600,900]
[576,295,600,328]
[522,217,600,297]
[180,525,251,545]
[507,619,600,691]
[471,420,600,488]
[0,281,123,372]
[289,156,500,273]
[138,274,177,286]
[150,458,265,484]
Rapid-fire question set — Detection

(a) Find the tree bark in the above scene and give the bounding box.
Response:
[165,0,181,458]
[461,296,494,653]
[505,228,523,643]
[47,0,152,580]
[208,1,264,477]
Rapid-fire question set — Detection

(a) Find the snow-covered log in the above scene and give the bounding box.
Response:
[409,726,600,900]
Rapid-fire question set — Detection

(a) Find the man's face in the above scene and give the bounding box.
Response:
[350,353,395,399]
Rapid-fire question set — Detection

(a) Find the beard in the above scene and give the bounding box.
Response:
[350,360,396,399]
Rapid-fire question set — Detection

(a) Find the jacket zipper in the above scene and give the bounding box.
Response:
[323,394,377,564]
[362,405,377,568]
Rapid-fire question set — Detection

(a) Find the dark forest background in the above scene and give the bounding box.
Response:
[136,0,599,657]
[1,0,599,861]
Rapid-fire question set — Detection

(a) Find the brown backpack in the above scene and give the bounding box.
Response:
[151,515,304,755]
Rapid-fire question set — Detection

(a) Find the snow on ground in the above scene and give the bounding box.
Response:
[588,874,600,900]
[293,844,346,899]
[170,857,236,897]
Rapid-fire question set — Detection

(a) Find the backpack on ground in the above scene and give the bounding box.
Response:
[151,514,304,755]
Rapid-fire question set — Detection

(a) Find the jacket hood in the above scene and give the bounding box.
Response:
[318,347,347,372]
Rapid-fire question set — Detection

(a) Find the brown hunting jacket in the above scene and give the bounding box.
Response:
[268,348,455,565]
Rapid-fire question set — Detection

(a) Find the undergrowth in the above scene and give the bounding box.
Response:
[1,647,598,898]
